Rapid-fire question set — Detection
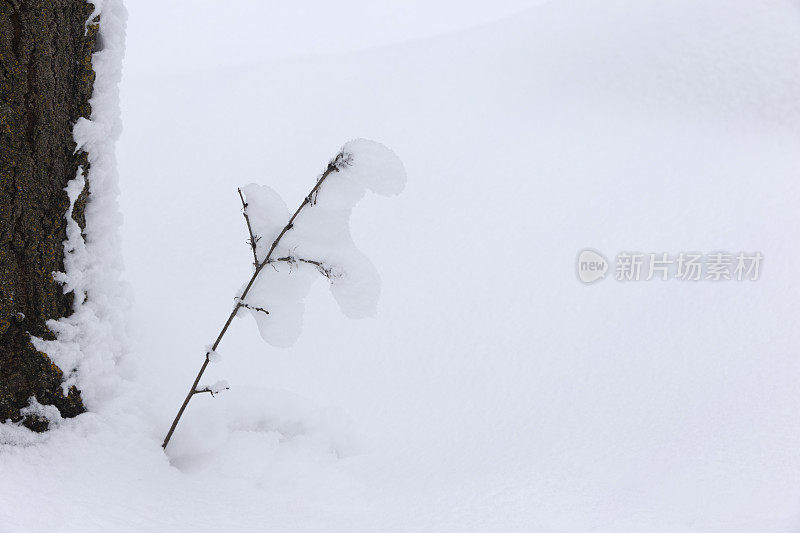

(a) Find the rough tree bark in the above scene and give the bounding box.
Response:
[0,0,99,431]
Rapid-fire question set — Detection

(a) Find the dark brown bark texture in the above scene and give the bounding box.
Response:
[0,0,98,431]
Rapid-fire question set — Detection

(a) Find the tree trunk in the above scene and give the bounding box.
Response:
[0,0,99,431]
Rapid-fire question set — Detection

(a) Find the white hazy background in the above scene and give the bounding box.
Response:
[104,0,800,530]
[123,0,547,75]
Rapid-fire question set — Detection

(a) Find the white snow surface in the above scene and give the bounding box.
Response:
[3,0,800,531]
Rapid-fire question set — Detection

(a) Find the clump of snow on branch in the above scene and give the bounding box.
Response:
[242,185,290,261]
[237,261,317,347]
[206,346,222,363]
[240,139,405,347]
[198,380,230,397]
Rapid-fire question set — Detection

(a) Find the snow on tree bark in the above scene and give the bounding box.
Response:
[0,0,99,431]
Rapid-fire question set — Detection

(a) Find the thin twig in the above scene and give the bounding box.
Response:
[240,303,269,315]
[274,256,337,278]
[162,153,348,449]
[275,256,323,267]
[238,187,259,267]
[193,386,229,397]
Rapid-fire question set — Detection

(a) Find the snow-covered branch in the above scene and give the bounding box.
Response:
[161,139,405,449]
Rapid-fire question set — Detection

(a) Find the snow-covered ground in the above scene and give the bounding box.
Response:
[3,0,800,531]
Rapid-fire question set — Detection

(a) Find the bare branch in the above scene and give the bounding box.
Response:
[240,303,269,315]
[273,256,339,279]
[275,255,321,267]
